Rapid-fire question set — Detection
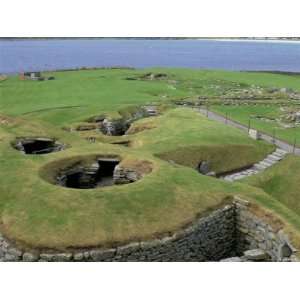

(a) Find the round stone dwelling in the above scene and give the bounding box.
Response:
[0,197,297,262]
[41,155,151,190]
[12,137,65,155]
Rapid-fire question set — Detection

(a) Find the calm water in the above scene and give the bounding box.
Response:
[1,39,300,74]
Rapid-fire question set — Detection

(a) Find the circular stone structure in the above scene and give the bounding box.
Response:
[13,137,65,155]
[44,155,146,189]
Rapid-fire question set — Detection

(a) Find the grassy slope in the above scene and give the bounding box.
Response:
[243,155,300,218]
[1,68,300,250]
[212,105,300,146]
[240,155,300,248]
[0,106,273,249]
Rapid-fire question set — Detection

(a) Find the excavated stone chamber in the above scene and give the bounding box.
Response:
[13,137,65,155]
[55,157,143,189]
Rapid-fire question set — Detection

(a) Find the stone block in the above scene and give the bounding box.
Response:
[244,249,269,261]
[73,253,84,261]
[90,248,116,261]
[22,252,39,262]
[220,257,242,262]
[7,248,23,258]
[117,242,140,256]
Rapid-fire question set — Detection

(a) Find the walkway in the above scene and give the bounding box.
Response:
[198,108,300,155]
[220,148,287,181]
[190,107,300,181]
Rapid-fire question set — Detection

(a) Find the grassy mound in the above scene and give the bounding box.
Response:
[1,68,300,251]
[243,155,300,220]
[157,144,271,174]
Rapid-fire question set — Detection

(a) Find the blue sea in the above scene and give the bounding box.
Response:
[1,39,300,74]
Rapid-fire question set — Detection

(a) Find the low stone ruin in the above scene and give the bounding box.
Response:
[13,137,65,155]
[83,106,159,136]
[101,118,130,136]
[71,105,160,138]
[0,197,297,261]
[56,157,142,189]
[113,164,141,184]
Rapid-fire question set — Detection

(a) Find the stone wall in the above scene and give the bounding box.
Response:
[235,198,298,262]
[0,200,297,262]
[0,205,236,262]
[113,165,141,184]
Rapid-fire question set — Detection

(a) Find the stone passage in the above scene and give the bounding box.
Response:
[222,198,298,262]
[55,157,143,189]
[0,198,297,261]
[83,106,159,136]
[220,148,287,181]
[13,137,65,155]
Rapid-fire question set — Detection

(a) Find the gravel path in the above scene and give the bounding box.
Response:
[193,107,299,181]
[198,108,300,155]
[220,148,287,182]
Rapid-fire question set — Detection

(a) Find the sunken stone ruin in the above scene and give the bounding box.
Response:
[82,106,158,136]
[13,137,65,155]
[0,197,297,261]
[55,157,142,189]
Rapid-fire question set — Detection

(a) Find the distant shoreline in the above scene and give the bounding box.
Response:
[3,67,300,77]
[1,37,300,42]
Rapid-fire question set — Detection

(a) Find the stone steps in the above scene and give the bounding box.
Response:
[221,148,287,182]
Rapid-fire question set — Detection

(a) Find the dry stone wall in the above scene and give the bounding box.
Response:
[235,199,298,262]
[0,200,297,262]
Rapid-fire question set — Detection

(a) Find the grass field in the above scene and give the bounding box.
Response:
[211,105,300,146]
[1,68,300,250]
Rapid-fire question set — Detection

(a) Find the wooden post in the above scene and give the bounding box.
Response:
[248,119,251,133]
[293,138,296,154]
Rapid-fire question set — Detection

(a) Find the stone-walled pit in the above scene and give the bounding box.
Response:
[54,157,144,189]
[13,137,65,155]
[77,106,159,137]
[0,198,297,262]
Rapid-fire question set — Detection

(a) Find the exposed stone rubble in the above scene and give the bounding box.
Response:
[0,199,297,262]
[100,107,158,136]
[221,148,287,182]
[101,118,130,136]
[75,106,159,136]
[143,105,158,116]
[221,249,270,262]
[113,165,141,184]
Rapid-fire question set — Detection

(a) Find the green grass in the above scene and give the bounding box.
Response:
[1,68,300,250]
[211,105,300,146]
[243,155,300,218]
